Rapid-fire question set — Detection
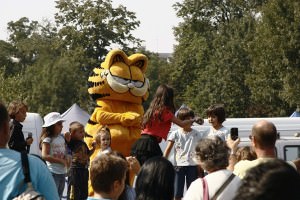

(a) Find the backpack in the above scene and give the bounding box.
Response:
[13,152,45,200]
[8,120,15,149]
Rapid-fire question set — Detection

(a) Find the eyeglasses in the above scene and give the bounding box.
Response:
[249,135,253,140]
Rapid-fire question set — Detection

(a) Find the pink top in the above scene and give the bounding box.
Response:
[142,108,174,141]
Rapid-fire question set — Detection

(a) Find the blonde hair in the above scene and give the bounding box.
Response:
[95,125,111,145]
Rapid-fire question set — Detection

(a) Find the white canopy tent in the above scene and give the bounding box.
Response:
[61,103,90,133]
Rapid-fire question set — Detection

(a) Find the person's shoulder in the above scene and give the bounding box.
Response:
[219,126,229,132]
[0,148,20,159]
[191,128,203,136]
[173,128,181,134]
[125,185,136,199]
[287,160,297,170]
[184,178,201,200]
[163,107,174,116]
[42,136,51,143]
[186,177,202,191]
[235,159,253,168]
[233,159,258,178]
[168,129,179,137]
[28,154,46,166]
[87,197,107,200]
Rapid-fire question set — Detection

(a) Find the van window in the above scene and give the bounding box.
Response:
[284,145,300,161]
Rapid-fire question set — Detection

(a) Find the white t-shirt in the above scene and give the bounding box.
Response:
[205,126,229,141]
[184,169,241,200]
[43,134,67,174]
[97,147,112,157]
[167,128,205,166]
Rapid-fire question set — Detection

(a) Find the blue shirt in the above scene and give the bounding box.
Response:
[0,148,59,200]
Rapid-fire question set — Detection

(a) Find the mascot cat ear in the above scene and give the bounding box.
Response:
[101,49,148,74]
[102,49,129,68]
[129,54,148,73]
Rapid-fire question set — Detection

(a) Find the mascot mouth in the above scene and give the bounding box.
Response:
[106,70,149,97]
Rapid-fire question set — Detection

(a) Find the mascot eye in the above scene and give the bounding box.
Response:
[132,80,144,88]
[112,75,130,85]
[100,70,109,78]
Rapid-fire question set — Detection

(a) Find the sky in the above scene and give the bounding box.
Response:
[0,0,182,53]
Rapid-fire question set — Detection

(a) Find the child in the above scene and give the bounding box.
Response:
[235,146,257,161]
[135,156,175,200]
[87,154,128,200]
[131,84,202,165]
[7,101,33,153]
[39,112,69,198]
[95,126,112,156]
[164,107,205,200]
[110,151,138,200]
[205,104,229,141]
[67,121,95,200]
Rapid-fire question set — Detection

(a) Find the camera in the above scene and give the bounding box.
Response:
[230,127,238,140]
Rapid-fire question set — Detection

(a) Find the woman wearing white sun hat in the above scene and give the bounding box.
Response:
[39,112,70,199]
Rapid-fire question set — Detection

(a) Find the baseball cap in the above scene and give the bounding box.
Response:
[42,112,65,127]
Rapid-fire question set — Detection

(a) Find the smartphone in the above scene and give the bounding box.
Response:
[230,127,239,140]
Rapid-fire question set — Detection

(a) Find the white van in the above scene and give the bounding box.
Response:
[21,112,43,155]
[238,135,300,161]
[192,117,300,137]
[161,117,300,162]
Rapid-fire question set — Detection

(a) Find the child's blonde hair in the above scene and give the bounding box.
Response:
[95,125,111,145]
[69,121,84,138]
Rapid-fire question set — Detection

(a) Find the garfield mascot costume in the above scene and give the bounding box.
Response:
[85,49,149,161]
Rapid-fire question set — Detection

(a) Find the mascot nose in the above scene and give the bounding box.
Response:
[128,82,134,89]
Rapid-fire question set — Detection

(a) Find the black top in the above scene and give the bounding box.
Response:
[8,120,27,152]
[67,139,91,168]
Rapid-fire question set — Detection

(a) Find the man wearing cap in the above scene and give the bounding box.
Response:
[0,102,59,199]
[40,111,69,199]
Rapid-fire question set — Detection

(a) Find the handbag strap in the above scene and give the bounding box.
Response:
[201,178,209,200]
[211,173,236,200]
[21,151,31,183]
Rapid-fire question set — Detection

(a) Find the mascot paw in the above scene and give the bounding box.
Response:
[121,112,141,126]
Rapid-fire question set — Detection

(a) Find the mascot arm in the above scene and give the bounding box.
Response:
[95,110,141,126]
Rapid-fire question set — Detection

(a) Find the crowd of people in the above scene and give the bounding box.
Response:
[1,84,300,200]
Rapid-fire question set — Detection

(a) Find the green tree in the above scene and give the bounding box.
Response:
[0,40,18,75]
[55,0,142,73]
[7,17,40,71]
[139,49,172,109]
[171,0,258,117]
[0,67,25,105]
[0,0,143,114]
[247,0,300,116]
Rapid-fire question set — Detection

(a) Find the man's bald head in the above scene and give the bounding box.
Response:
[252,120,277,149]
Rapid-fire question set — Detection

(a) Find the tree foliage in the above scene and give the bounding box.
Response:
[169,0,300,117]
[1,0,300,117]
[55,0,142,71]
[0,0,143,115]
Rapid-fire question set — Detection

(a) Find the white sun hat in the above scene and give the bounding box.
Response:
[42,112,65,127]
